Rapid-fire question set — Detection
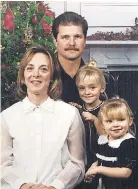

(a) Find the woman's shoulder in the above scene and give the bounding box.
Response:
[53,100,80,122]
[54,99,77,112]
[2,101,22,115]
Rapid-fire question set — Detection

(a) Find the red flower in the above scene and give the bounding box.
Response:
[38,2,46,12]
[45,8,54,17]
[41,19,52,34]
[2,63,6,69]
[3,9,15,31]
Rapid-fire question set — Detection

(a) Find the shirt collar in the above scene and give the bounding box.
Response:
[23,96,55,113]
[58,58,85,76]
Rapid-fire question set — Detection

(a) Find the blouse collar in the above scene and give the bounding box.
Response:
[23,96,55,113]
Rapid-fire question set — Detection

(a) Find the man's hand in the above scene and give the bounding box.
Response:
[69,102,82,110]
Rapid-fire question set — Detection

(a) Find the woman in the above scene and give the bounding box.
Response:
[1,46,85,189]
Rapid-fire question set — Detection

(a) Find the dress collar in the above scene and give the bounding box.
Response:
[23,96,55,113]
[98,133,135,148]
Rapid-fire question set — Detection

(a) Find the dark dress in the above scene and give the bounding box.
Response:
[82,102,104,189]
[95,133,137,189]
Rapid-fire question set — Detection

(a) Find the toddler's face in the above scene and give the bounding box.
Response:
[101,113,132,140]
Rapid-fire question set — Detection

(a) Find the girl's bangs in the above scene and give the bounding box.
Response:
[104,107,128,120]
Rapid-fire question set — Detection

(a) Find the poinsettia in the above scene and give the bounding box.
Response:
[3,9,15,30]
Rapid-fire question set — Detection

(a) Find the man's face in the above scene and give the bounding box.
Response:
[54,24,86,61]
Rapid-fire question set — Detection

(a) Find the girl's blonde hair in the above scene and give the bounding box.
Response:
[98,97,136,135]
[76,60,107,100]
[18,45,62,100]
[76,61,106,88]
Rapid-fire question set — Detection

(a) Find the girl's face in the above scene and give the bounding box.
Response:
[101,113,132,140]
[24,53,52,98]
[77,75,105,109]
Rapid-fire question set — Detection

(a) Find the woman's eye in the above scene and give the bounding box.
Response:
[40,67,48,72]
[26,67,33,71]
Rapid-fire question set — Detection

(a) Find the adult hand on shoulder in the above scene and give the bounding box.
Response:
[69,102,82,110]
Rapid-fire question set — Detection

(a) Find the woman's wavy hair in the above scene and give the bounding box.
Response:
[17,45,62,100]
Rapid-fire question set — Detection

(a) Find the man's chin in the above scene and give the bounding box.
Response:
[67,55,81,61]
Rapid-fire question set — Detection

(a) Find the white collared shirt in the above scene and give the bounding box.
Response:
[1,97,85,189]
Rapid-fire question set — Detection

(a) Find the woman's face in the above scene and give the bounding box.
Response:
[24,53,52,97]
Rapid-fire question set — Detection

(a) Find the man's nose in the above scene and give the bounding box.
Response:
[69,37,76,46]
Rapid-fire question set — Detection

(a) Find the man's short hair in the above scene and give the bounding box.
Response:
[52,11,88,39]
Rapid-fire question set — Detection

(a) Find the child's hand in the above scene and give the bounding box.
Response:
[84,161,99,183]
[82,111,96,121]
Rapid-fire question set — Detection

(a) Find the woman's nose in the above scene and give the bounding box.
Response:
[32,69,39,77]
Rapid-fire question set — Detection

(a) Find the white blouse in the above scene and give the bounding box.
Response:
[1,97,85,189]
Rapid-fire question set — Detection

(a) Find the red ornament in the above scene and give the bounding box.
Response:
[3,9,15,31]
[41,19,52,34]
[32,15,38,24]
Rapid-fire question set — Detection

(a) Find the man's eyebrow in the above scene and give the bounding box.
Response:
[61,34,69,37]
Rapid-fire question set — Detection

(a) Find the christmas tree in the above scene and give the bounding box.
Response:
[1,1,55,110]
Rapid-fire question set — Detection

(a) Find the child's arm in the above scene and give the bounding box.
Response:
[82,111,105,135]
[86,165,132,178]
[85,161,98,182]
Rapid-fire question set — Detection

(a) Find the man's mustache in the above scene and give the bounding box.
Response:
[65,48,79,51]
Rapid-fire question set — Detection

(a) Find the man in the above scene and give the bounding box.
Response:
[52,12,104,189]
[52,11,88,104]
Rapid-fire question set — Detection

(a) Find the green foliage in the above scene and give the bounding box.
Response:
[1,1,55,110]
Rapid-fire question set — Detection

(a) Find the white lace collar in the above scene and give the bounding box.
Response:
[98,133,135,148]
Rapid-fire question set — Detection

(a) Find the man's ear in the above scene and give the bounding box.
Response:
[53,38,57,48]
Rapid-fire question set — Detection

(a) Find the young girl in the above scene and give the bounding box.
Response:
[85,98,137,189]
[72,62,107,189]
